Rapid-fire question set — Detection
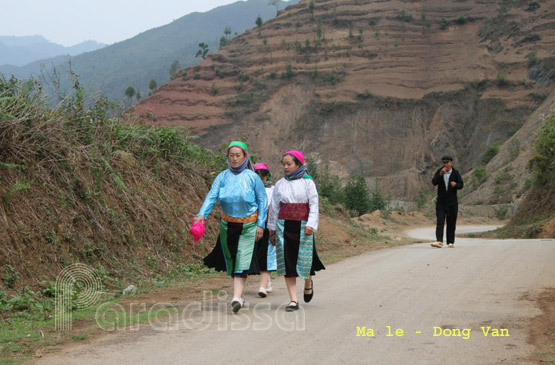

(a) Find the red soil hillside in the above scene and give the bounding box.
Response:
[131,0,555,201]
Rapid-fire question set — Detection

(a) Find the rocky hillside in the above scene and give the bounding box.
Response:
[132,0,555,202]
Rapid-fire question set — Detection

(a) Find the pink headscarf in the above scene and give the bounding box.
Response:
[284,150,305,165]
[253,163,270,170]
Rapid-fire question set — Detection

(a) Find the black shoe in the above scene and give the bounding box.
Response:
[285,301,299,312]
[304,280,313,303]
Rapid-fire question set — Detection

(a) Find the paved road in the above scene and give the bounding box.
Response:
[37,226,555,364]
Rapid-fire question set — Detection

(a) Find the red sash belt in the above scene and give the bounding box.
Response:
[278,203,309,221]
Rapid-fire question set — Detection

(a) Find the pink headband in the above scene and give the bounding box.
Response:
[253,163,269,171]
[284,150,305,165]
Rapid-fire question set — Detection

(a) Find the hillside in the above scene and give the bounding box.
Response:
[132,0,555,204]
[0,0,300,101]
[0,36,105,66]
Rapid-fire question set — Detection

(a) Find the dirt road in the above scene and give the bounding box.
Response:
[36,226,555,364]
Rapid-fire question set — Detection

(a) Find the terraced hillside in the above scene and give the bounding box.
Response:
[132,0,555,201]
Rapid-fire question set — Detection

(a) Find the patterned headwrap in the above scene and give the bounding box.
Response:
[254,163,273,187]
[283,150,313,180]
[227,141,254,174]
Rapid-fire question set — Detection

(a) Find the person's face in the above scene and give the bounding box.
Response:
[228,147,246,167]
[442,160,453,170]
[282,155,300,175]
[256,170,268,183]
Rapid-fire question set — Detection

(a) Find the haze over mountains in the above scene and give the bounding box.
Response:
[0,35,105,66]
[0,0,300,100]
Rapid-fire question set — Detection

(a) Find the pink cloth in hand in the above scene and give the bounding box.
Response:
[189,218,206,243]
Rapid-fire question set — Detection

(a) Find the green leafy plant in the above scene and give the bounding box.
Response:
[2,265,20,289]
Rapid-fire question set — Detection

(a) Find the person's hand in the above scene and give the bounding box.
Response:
[440,167,446,175]
[269,230,276,246]
[193,215,205,225]
[304,226,313,236]
[450,181,457,187]
[256,227,264,241]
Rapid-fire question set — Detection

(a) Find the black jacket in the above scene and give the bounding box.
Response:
[432,167,464,206]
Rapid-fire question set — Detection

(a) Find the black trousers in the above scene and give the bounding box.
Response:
[435,204,458,244]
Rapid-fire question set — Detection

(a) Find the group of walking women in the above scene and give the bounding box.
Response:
[192,141,324,313]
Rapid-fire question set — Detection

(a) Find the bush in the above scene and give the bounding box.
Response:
[508,138,520,161]
[315,167,344,205]
[494,205,509,220]
[440,18,448,29]
[397,9,413,22]
[528,114,555,187]
[479,143,500,165]
[368,185,391,212]
[473,166,487,185]
[344,175,370,216]
[415,189,432,209]
[456,15,467,24]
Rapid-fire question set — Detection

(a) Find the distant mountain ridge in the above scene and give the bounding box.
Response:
[0,35,105,66]
[0,0,300,100]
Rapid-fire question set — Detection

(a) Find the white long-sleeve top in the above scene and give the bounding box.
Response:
[267,178,319,231]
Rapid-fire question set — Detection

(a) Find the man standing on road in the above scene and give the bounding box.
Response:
[431,155,464,248]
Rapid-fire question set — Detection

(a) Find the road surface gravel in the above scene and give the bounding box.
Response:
[36,226,555,364]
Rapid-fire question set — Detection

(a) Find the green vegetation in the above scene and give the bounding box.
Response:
[344,175,371,216]
[415,189,432,209]
[472,166,487,186]
[496,70,508,87]
[0,73,239,361]
[195,43,209,60]
[456,15,467,25]
[149,78,157,92]
[397,9,413,22]
[495,113,555,238]
[308,163,391,217]
[441,17,448,30]
[308,0,315,18]
[507,138,520,162]
[478,142,501,165]
[0,72,226,297]
[528,115,555,188]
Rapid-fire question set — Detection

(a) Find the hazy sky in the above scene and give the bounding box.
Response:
[2,0,243,46]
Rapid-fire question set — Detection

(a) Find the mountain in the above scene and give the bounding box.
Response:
[131,0,555,204]
[0,0,300,100]
[0,35,105,66]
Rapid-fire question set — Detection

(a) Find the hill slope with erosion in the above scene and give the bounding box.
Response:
[132,0,555,202]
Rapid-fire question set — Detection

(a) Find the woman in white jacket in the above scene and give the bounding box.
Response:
[268,150,325,311]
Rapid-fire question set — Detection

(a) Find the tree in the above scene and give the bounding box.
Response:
[169,59,180,80]
[149,78,157,91]
[125,86,135,106]
[268,0,281,15]
[136,88,141,100]
[224,26,232,39]
[314,166,344,205]
[368,185,391,212]
[256,15,263,28]
[195,42,209,59]
[344,175,370,216]
[219,36,228,49]
[308,0,315,19]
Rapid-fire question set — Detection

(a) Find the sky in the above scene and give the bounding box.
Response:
[2,0,243,47]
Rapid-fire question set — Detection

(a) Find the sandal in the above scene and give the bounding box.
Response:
[303,279,313,303]
[285,301,299,312]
